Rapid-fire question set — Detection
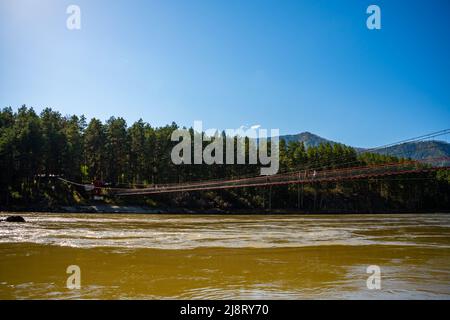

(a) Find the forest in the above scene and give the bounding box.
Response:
[1,105,449,213]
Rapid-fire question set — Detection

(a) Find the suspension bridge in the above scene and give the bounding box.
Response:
[58,129,450,197]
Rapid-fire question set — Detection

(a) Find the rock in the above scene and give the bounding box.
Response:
[5,216,26,223]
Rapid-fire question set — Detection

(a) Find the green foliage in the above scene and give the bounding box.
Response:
[0,105,449,212]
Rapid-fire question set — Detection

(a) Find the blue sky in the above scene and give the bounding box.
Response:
[1,0,449,147]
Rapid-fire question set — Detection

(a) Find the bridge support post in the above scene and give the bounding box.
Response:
[301,184,304,208]
[297,183,300,210]
[269,185,272,211]
[262,188,265,209]
[313,183,317,211]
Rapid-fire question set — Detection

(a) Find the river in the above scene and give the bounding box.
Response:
[1,213,449,299]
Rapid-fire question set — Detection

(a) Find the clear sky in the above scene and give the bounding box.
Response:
[1,0,449,147]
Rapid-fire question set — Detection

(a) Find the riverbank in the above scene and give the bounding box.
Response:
[1,204,450,215]
[1,204,221,214]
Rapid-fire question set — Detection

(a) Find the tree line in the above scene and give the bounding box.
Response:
[1,105,449,212]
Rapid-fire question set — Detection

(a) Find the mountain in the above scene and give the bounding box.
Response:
[280,132,336,148]
[279,132,450,165]
[371,141,450,166]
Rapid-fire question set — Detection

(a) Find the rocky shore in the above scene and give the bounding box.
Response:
[2,204,448,215]
[0,204,230,214]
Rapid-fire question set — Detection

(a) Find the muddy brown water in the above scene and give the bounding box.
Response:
[0,213,449,299]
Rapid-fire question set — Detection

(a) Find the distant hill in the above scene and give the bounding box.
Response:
[279,132,450,166]
[280,132,336,148]
[371,141,450,166]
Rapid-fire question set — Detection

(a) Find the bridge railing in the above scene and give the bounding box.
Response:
[114,157,449,196]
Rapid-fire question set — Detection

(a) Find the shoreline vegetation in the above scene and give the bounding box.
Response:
[1,106,449,214]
